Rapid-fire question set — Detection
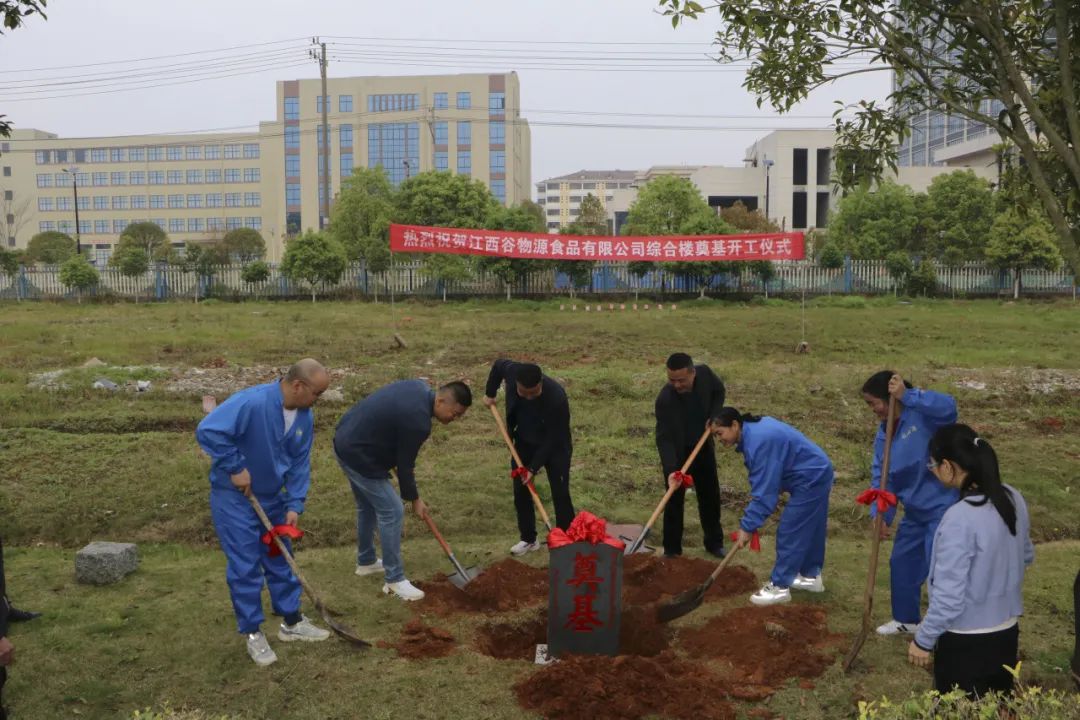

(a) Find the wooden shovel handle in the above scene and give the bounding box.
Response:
[246,493,321,608]
[422,512,455,558]
[642,426,713,533]
[860,395,898,625]
[488,404,554,529]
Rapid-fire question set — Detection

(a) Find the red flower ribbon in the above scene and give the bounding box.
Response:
[261,525,304,556]
[672,471,694,488]
[730,530,761,552]
[547,511,626,551]
[856,488,898,514]
[511,466,532,485]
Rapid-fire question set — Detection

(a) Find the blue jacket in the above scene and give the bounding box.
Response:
[915,485,1034,650]
[196,381,314,513]
[871,388,959,525]
[737,417,834,532]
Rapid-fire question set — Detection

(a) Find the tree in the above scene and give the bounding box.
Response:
[922,171,994,261]
[241,260,272,300]
[663,211,739,298]
[908,259,938,297]
[331,166,395,301]
[478,200,550,301]
[280,230,347,303]
[885,251,914,296]
[827,182,920,260]
[747,260,777,297]
[658,0,1080,272]
[817,242,846,295]
[118,222,170,262]
[25,231,75,264]
[222,228,266,264]
[0,245,18,299]
[720,201,780,234]
[58,253,98,303]
[180,242,230,303]
[555,194,605,298]
[985,208,1063,299]
[110,242,150,302]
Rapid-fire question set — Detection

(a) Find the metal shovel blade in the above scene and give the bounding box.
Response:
[656,586,706,623]
[624,527,651,555]
[447,565,481,590]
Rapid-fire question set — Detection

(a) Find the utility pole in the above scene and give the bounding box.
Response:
[63,167,82,255]
[311,38,331,230]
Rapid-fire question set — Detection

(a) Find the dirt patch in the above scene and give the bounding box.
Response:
[514,651,735,720]
[1037,416,1065,433]
[377,619,456,659]
[622,554,757,605]
[618,604,671,656]
[416,559,547,615]
[680,605,842,692]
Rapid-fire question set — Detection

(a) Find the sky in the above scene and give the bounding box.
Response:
[0,0,892,185]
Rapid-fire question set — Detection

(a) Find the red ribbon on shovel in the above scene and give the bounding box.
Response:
[855,488,898,514]
[730,530,761,552]
[261,525,304,556]
[510,466,533,486]
[672,471,694,488]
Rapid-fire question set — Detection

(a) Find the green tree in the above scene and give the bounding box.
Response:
[747,260,777,297]
[118,222,170,262]
[985,209,1063,299]
[664,211,739,298]
[58,253,99,303]
[885,251,914,296]
[720,201,780,234]
[222,228,266,264]
[395,172,498,300]
[0,246,20,300]
[827,182,920,260]
[555,194,605,298]
[479,200,550,301]
[109,242,150,303]
[178,242,229,303]
[240,260,272,300]
[923,171,994,261]
[816,242,846,295]
[331,167,395,300]
[280,230,347,303]
[25,231,75,264]
[908,259,938,297]
[657,0,1080,271]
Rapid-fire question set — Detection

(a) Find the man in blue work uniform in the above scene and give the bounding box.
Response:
[861,371,959,636]
[334,379,473,602]
[197,359,332,666]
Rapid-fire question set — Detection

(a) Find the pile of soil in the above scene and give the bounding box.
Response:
[680,605,843,694]
[622,554,757,605]
[377,619,456,660]
[514,651,735,720]
[416,559,547,615]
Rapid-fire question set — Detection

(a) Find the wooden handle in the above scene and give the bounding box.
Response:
[422,512,455,557]
[860,395,898,626]
[706,543,742,584]
[680,426,713,474]
[641,426,713,533]
[488,404,553,530]
[246,493,320,608]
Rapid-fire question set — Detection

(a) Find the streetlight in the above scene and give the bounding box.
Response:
[763,157,774,221]
[61,167,82,255]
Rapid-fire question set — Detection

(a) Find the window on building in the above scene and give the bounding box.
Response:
[792,191,808,229]
[111,148,126,162]
[491,179,506,203]
[36,174,53,188]
[128,171,145,185]
[1,166,8,177]
[489,92,505,112]
[457,121,471,146]
[317,126,326,148]
[77,197,89,210]
[435,152,448,171]
[76,172,90,187]
[93,172,108,186]
[286,183,301,205]
[148,171,164,185]
[434,92,448,110]
[206,193,223,208]
[340,153,354,177]
[366,122,420,186]
[244,192,260,207]
[169,218,184,233]
[208,217,224,232]
[149,195,166,209]
[456,92,471,109]
[285,155,300,176]
[110,172,127,186]
[131,195,147,209]
[489,121,505,145]
[368,94,419,112]
[243,143,259,159]
[434,121,448,145]
[91,148,107,163]
[94,220,109,234]
[286,212,301,234]
[168,194,185,209]
[186,145,202,160]
[129,147,145,162]
[205,145,222,160]
[38,198,53,212]
[187,194,203,208]
[167,146,183,161]
[285,127,300,149]
[816,149,831,185]
[815,191,830,228]
[188,218,205,233]
[457,151,471,176]
[187,169,203,184]
[113,219,129,234]
[226,217,243,231]
[205,169,222,183]
[39,221,56,232]
[284,96,299,120]
[166,170,182,185]
[224,144,242,159]
[245,217,262,230]
[78,220,91,235]
[55,172,71,187]
[316,95,325,113]
[112,196,129,210]
[93,197,108,211]
[224,168,241,183]
[339,95,353,113]
[225,193,242,207]
[490,150,505,174]
[340,124,353,147]
[148,146,165,161]
[56,197,71,211]
[35,151,49,164]
[792,148,808,185]
[244,168,260,183]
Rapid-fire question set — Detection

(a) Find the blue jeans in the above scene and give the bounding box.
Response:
[337,459,406,583]
[890,507,948,624]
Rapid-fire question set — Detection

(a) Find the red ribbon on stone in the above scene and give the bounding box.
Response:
[730,530,761,552]
[261,525,304,556]
[547,511,626,551]
[856,488,898,514]
[672,471,694,488]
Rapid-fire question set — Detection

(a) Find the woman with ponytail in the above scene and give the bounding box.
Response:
[711,407,835,607]
[907,424,1034,699]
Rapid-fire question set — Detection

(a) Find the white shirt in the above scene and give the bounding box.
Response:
[283,407,298,435]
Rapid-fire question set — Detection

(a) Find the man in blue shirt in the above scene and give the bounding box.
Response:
[334,380,472,601]
[196,359,331,667]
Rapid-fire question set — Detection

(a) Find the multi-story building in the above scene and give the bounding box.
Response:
[0,72,531,262]
[534,170,637,233]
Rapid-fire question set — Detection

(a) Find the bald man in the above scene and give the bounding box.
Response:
[197,359,332,666]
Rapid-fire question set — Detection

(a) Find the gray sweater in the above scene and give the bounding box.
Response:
[915,484,1034,651]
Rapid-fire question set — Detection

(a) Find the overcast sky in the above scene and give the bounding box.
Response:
[0,0,891,183]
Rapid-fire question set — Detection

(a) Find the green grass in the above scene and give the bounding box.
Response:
[0,298,1078,719]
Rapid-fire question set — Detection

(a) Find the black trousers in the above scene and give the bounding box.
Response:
[1,665,7,720]
[662,446,724,556]
[512,442,575,543]
[1072,569,1079,683]
[934,624,1019,699]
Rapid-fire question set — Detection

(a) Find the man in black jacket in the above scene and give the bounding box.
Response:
[0,537,14,720]
[655,353,726,557]
[484,360,575,555]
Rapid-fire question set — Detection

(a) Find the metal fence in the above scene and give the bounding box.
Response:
[0,259,1074,301]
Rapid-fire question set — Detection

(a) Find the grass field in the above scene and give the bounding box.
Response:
[1,296,1078,719]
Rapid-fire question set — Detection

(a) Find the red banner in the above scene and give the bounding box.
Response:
[390,224,804,261]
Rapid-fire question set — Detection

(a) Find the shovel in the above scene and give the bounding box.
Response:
[423,512,481,590]
[625,426,713,555]
[246,493,371,648]
[657,544,743,623]
[488,404,554,531]
[843,395,898,673]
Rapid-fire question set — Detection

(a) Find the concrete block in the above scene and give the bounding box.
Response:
[75,541,138,585]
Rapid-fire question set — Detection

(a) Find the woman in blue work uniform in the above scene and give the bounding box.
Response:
[861,371,958,636]
[711,407,835,606]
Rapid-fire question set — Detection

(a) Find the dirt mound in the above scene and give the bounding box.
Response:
[514,651,735,720]
[618,604,671,656]
[680,605,842,691]
[377,619,456,659]
[417,559,547,615]
[622,554,757,605]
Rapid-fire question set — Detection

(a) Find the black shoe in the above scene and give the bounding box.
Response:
[8,606,41,622]
[662,552,681,558]
[706,545,727,559]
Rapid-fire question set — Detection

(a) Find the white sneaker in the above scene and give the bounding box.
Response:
[277,615,331,642]
[876,619,919,636]
[750,583,792,606]
[383,579,425,602]
[791,574,825,593]
[355,558,385,576]
[246,631,278,666]
[510,540,541,556]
